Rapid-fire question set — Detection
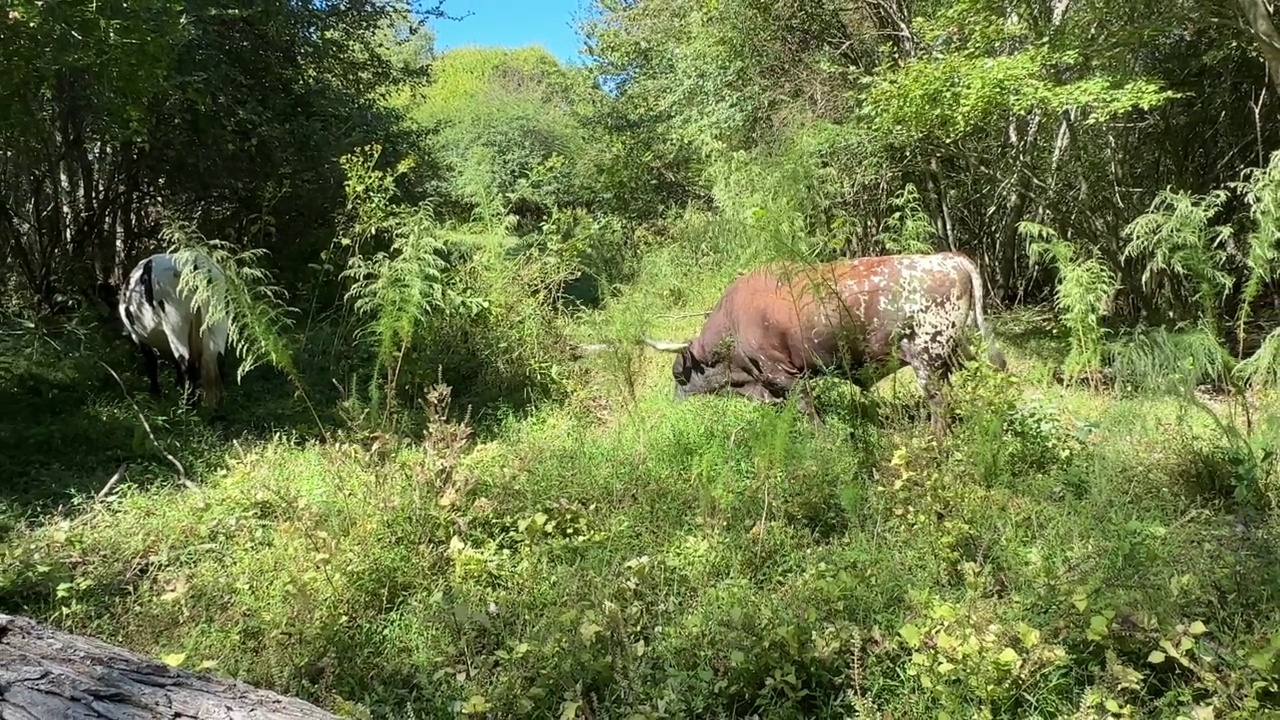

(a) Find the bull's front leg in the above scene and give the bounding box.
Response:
[926,386,949,444]
[743,373,821,426]
[139,345,162,396]
[794,380,822,426]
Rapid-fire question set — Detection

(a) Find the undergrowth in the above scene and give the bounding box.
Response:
[4,295,1280,719]
[2,152,1280,720]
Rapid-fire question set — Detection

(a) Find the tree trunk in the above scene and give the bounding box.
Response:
[0,613,340,719]
[1238,0,1280,93]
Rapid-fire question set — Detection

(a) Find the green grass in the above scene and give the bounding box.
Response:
[3,249,1280,719]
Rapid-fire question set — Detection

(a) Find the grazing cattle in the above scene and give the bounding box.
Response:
[117,252,229,409]
[637,251,1007,441]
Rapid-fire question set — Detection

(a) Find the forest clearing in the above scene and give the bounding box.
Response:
[4,0,1280,717]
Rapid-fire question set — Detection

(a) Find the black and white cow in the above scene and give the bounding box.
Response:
[117,252,229,409]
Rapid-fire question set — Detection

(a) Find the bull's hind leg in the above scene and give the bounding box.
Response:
[182,357,202,409]
[216,351,228,387]
[169,359,186,394]
[899,339,954,445]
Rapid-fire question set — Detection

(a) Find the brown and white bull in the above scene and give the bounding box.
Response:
[637,251,1007,441]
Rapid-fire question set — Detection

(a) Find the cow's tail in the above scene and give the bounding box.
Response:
[953,253,1007,371]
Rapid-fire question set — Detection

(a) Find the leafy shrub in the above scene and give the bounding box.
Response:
[947,360,1087,483]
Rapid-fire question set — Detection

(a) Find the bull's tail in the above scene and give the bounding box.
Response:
[952,253,1007,371]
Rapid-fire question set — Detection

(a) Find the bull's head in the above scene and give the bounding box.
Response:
[643,337,732,401]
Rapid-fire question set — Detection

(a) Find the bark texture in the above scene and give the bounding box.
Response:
[0,613,339,719]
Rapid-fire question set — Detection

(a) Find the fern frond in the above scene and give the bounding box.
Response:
[1235,327,1280,395]
[1121,188,1234,322]
[160,219,299,382]
[1019,222,1118,382]
[1229,151,1280,350]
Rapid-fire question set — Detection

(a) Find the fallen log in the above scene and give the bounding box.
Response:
[0,613,339,719]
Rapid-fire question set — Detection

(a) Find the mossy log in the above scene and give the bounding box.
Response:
[0,613,339,719]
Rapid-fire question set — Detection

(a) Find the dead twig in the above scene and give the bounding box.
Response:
[656,310,712,320]
[98,361,198,491]
[95,463,128,503]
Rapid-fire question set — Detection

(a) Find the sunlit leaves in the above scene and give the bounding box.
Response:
[409,46,590,224]
[863,45,1177,145]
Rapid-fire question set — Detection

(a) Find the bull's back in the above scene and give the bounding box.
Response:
[704,262,888,371]
[709,255,972,370]
[121,253,231,358]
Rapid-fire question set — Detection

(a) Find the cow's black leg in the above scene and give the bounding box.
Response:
[216,351,228,387]
[139,345,161,396]
[167,358,186,401]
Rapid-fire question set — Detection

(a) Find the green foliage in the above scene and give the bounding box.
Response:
[335,144,489,421]
[1121,189,1235,325]
[859,0,1180,148]
[864,43,1176,147]
[1237,328,1280,396]
[877,183,939,255]
[6,264,1280,717]
[897,593,1070,718]
[11,0,1280,718]
[947,359,1090,485]
[702,147,826,262]
[410,46,590,226]
[1022,221,1119,383]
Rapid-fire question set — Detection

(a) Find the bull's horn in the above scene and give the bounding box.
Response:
[642,337,690,352]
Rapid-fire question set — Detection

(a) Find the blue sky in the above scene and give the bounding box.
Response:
[426,0,594,65]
